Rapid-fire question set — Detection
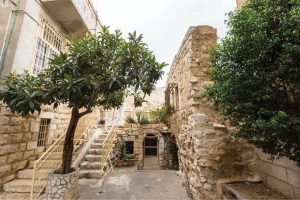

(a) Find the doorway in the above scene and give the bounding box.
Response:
[143,134,159,168]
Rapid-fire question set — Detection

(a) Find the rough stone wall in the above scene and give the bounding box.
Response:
[166,26,258,200]
[0,102,71,188]
[255,149,300,199]
[116,123,171,169]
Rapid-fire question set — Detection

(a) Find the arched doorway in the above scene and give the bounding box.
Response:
[143,134,159,169]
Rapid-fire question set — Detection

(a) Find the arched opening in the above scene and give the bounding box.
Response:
[143,134,159,168]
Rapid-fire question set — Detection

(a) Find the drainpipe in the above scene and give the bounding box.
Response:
[0,0,20,77]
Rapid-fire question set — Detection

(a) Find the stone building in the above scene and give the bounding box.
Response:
[166,25,300,199]
[116,123,173,170]
[0,0,101,189]
[165,26,260,200]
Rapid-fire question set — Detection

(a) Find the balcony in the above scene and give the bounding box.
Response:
[41,0,101,37]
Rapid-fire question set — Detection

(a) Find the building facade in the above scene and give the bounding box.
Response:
[0,0,101,188]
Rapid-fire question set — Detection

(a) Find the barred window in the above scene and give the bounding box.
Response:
[32,18,66,75]
[37,119,51,147]
[125,141,134,154]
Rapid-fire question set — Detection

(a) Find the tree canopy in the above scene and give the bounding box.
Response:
[205,0,300,164]
[0,27,166,116]
[0,26,166,173]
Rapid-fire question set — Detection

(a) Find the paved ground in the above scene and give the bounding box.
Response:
[79,168,190,200]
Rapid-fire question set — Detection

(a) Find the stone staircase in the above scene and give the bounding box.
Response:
[79,133,109,178]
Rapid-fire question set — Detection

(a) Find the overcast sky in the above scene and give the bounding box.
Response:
[92,0,237,86]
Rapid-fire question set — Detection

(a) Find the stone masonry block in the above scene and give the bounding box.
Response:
[40,112,55,119]
[27,141,37,150]
[286,169,300,186]
[0,134,9,145]
[30,121,40,132]
[0,165,11,177]
[266,175,294,199]
[0,155,7,165]
[7,152,23,163]
[256,160,287,182]
[294,187,300,199]
[0,144,19,155]
[11,160,28,173]
[0,116,10,125]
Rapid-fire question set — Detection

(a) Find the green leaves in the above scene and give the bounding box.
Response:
[205,0,300,164]
[0,26,166,116]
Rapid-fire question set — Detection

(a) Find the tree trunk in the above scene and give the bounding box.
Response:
[61,106,80,174]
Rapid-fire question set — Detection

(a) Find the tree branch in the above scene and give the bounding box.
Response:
[79,107,92,118]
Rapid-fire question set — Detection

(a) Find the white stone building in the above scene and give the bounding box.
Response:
[0,0,101,190]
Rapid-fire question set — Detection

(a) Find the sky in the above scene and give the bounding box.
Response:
[92,0,237,86]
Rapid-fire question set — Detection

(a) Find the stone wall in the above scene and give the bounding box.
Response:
[166,26,259,200]
[255,149,300,199]
[116,123,172,169]
[0,102,71,188]
[236,0,247,9]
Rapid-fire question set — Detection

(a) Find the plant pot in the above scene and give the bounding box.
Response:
[45,167,79,200]
[116,160,124,167]
[126,159,135,166]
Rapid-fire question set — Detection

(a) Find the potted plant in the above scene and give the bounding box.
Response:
[0,26,166,199]
[126,153,136,166]
[116,140,126,167]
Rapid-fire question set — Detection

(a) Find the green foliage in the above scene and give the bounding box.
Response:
[205,0,300,164]
[0,26,167,115]
[136,111,150,125]
[125,115,137,124]
[126,153,135,159]
[0,26,167,173]
[150,106,169,124]
[118,140,127,160]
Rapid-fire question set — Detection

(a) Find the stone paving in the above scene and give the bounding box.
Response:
[78,168,190,200]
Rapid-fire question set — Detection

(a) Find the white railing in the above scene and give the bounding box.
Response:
[99,108,123,174]
[30,112,97,200]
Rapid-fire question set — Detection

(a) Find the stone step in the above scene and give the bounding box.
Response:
[80,170,103,178]
[98,135,106,139]
[17,169,34,179]
[80,161,102,169]
[94,138,105,143]
[88,149,103,154]
[224,182,288,200]
[90,143,103,149]
[84,155,103,162]
[3,179,36,193]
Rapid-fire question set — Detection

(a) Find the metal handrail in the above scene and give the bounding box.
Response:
[30,112,97,200]
[99,108,123,173]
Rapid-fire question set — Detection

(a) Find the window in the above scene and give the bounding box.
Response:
[32,18,66,75]
[37,119,51,146]
[165,83,179,112]
[125,141,134,154]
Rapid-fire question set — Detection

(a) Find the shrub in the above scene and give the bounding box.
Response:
[150,106,169,124]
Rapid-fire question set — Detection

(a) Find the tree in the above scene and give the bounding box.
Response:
[0,27,166,173]
[205,0,300,164]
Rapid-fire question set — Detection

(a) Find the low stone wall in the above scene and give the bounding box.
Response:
[0,102,71,187]
[116,123,172,169]
[255,149,300,199]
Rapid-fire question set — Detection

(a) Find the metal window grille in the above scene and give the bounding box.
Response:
[32,18,66,75]
[37,119,51,147]
[125,141,134,154]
